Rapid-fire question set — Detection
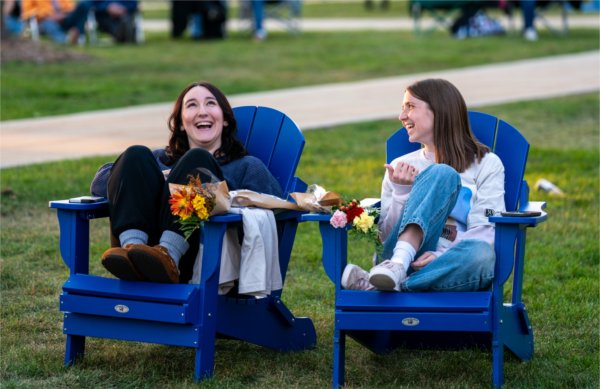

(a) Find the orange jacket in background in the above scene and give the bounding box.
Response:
[21,0,76,21]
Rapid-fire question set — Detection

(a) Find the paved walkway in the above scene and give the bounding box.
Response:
[1,14,599,168]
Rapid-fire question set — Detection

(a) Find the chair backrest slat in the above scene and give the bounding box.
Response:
[469,111,498,149]
[234,106,258,145]
[386,111,529,211]
[244,107,284,164]
[233,106,305,197]
[268,115,305,195]
[386,130,420,164]
[494,119,529,211]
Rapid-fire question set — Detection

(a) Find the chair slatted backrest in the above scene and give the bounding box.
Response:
[386,111,529,212]
[233,106,305,197]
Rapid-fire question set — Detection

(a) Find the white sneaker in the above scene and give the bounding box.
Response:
[254,28,267,41]
[524,28,538,41]
[341,264,375,291]
[369,260,406,291]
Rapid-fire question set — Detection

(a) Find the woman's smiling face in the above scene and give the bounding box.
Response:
[399,90,435,151]
[181,85,227,154]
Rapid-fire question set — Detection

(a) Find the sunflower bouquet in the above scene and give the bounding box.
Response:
[169,175,217,240]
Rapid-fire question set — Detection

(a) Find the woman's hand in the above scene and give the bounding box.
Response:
[384,162,419,185]
[411,251,437,271]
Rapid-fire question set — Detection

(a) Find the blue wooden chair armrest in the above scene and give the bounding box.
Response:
[49,199,109,274]
[301,213,332,222]
[301,213,346,286]
[489,201,548,226]
[49,198,109,218]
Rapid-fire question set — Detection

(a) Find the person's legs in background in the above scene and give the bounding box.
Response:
[59,0,92,44]
[95,10,136,43]
[521,0,538,41]
[251,0,266,40]
[39,18,67,43]
[170,0,193,38]
[3,0,23,37]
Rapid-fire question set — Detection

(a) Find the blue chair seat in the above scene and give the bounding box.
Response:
[337,290,491,312]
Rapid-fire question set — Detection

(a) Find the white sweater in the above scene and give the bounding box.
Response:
[379,149,505,257]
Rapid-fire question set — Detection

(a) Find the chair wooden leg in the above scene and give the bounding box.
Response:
[217,296,316,352]
[333,328,345,388]
[492,335,504,388]
[502,304,534,361]
[64,334,85,365]
[194,342,216,382]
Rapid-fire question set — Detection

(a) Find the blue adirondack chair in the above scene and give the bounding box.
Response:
[49,106,316,381]
[303,111,547,388]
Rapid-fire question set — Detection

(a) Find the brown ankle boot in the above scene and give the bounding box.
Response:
[128,244,179,284]
[101,246,145,281]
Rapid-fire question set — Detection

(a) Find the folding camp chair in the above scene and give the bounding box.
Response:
[49,106,316,381]
[534,0,571,35]
[303,111,547,388]
[264,0,302,34]
[409,0,468,34]
[238,0,302,35]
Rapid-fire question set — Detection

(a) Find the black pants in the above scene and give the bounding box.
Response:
[170,0,227,39]
[95,12,136,43]
[107,145,224,282]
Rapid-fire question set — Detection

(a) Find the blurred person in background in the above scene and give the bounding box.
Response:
[520,0,538,41]
[520,0,584,41]
[250,0,266,40]
[170,0,227,40]
[21,0,91,44]
[92,0,138,43]
[364,0,389,10]
[3,0,24,37]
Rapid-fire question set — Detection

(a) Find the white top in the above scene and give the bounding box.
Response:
[379,149,506,257]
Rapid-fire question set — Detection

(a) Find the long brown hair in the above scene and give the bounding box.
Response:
[166,81,247,164]
[407,78,488,172]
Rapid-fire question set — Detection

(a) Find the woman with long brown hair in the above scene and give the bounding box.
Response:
[90,82,281,284]
[342,78,506,292]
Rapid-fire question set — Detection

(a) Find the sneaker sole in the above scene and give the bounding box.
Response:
[102,254,144,281]
[369,273,397,291]
[128,248,179,284]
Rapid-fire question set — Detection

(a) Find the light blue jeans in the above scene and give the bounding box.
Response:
[251,0,265,36]
[379,164,495,292]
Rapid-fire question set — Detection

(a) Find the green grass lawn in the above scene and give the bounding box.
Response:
[1,92,598,388]
[2,28,599,120]
[1,9,598,387]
